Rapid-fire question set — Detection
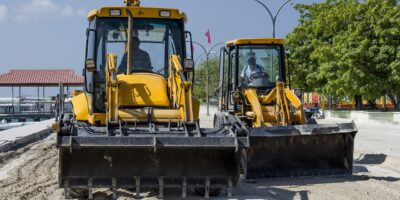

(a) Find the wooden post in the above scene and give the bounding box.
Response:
[384,95,387,111]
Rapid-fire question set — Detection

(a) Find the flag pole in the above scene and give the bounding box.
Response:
[205,30,211,116]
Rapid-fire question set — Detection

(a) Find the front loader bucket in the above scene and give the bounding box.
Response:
[246,121,357,179]
[57,127,248,198]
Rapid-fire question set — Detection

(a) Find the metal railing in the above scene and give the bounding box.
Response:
[0,101,56,115]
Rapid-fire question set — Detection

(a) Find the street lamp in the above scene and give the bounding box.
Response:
[194,53,206,66]
[195,51,218,67]
[191,41,225,116]
[253,0,292,38]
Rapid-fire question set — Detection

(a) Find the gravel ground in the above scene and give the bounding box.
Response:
[0,106,399,200]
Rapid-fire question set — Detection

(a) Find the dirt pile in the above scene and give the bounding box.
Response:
[0,135,62,200]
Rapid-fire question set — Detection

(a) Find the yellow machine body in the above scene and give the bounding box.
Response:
[57,2,246,199]
[217,38,357,179]
[243,82,306,127]
[87,7,187,22]
[103,54,198,124]
[69,3,198,126]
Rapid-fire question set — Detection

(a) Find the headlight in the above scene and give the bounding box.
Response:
[109,9,121,16]
[159,10,171,17]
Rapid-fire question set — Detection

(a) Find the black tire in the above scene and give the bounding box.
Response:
[194,188,222,197]
[307,118,318,124]
[213,112,226,128]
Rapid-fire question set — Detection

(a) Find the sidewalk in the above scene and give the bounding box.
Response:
[0,119,53,153]
[325,110,400,123]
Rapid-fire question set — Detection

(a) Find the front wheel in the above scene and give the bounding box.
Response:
[213,112,226,128]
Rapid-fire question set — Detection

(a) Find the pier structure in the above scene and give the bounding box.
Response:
[0,69,83,122]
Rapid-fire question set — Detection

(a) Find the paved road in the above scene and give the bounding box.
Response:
[0,107,398,199]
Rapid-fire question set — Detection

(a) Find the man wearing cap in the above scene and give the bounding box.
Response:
[118,36,152,74]
[240,53,265,86]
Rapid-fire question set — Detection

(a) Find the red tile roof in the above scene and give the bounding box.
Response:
[0,69,84,86]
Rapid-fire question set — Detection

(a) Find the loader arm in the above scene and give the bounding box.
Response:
[168,55,195,123]
[105,54,119,124]
[244,82,305,127]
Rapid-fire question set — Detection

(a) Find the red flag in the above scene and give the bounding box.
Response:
[205,30,211,44]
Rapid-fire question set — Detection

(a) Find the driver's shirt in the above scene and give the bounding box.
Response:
[240,64,264,82]
[118,49,152,74]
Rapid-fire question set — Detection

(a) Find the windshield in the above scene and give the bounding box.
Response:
[238,45,283,88]
[91,18,184,112]
[96,18,184,77]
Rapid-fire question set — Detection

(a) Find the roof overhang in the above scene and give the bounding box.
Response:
[226,38,285,47]
[88,7,187,23]
[0,70,84,87]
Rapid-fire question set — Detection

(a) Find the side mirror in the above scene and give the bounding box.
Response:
[85,59,96,72]
[184,59,194,72]
[184,31,194,60]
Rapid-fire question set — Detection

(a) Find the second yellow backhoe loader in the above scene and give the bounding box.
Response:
[216,38,358,179]
[53,1,248,199]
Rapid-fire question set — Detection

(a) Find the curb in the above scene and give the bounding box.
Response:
[0,128,52,153]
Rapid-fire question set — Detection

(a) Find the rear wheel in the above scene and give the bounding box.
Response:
[194,188,222,197]
[307,118,318,124]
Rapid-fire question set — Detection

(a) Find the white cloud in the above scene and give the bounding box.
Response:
[14,0,86,22]
[0,4,7,21]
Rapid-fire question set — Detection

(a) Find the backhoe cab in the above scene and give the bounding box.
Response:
[55,1,248,199]
[217,38,306,126]
[217,38,358,179]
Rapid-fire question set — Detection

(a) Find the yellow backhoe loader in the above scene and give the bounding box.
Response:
[54,1,248,199]
[216,38,358,179]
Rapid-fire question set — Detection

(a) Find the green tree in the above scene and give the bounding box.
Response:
[286,0,400,110]
[193,56,220,102]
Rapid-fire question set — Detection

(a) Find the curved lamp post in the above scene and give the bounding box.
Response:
[191,41,225,116]
[195,53,207,66]
[254,0,292,38]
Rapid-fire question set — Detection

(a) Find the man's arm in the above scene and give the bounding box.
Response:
[239,66,247,87]
[257,64,264,72]
[240,66,246,79]
[118,53,127,74]
[144,51,152,70]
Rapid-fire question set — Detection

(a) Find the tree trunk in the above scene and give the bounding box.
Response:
[388,94,398,111]
[368,101,377,110]
[354,95,363,110]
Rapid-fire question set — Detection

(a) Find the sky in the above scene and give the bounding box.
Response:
[0,0,322,97]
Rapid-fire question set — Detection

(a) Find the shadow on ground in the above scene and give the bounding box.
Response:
[355,153,387,165]
[100,172,400,200]
[94,154,398,200]
[97,186,309,200]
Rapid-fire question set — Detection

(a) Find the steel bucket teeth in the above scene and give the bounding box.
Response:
[58,127,248,198]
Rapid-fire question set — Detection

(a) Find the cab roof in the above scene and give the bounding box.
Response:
[87,6,187,23]
[226,38,284,47]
